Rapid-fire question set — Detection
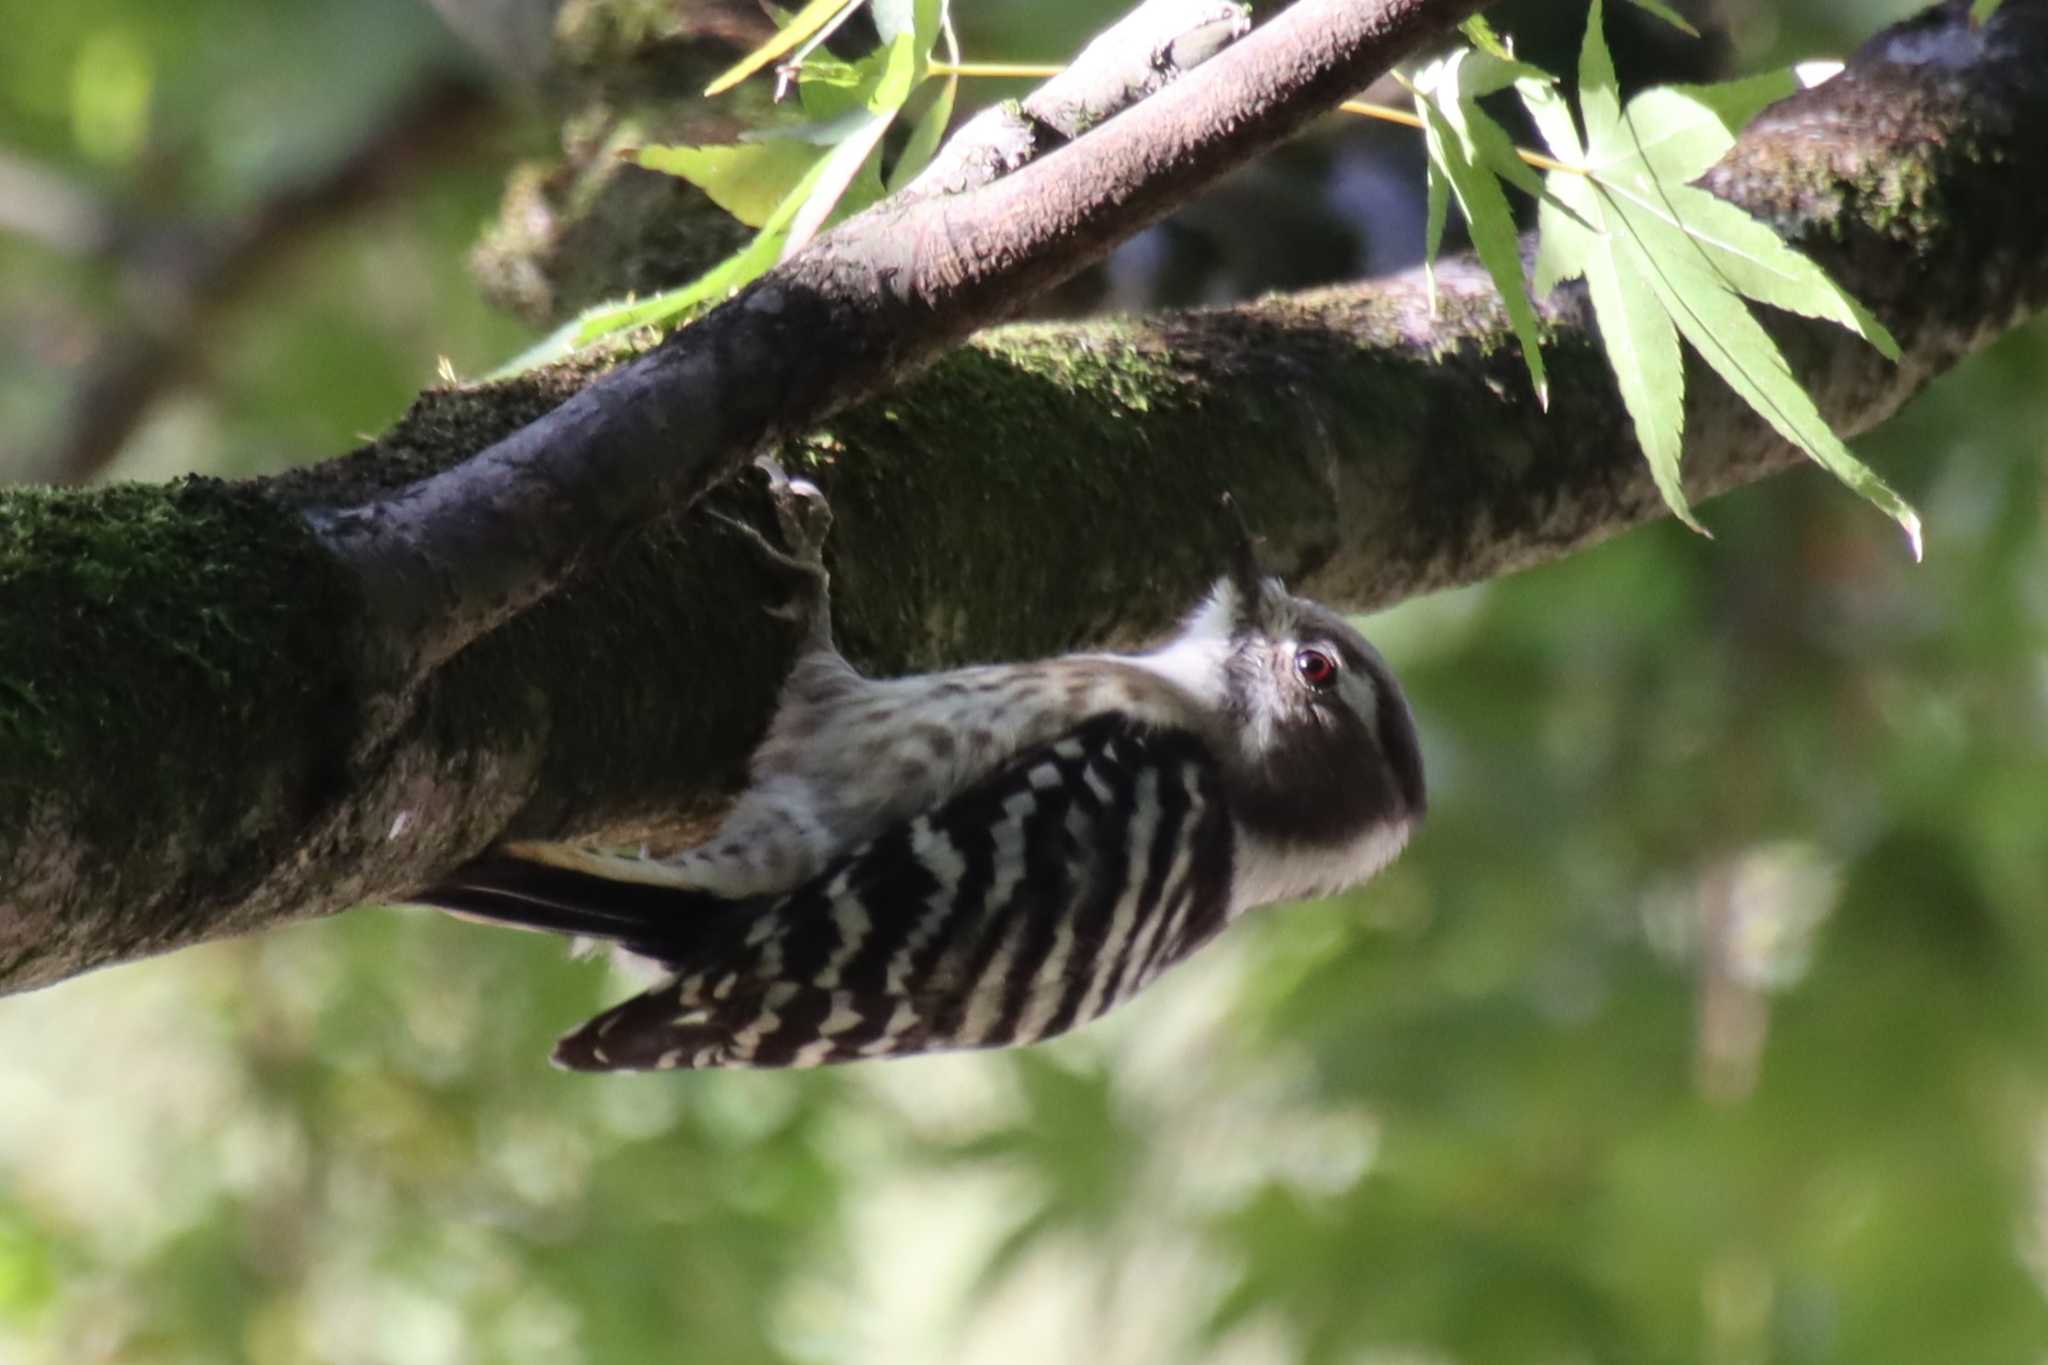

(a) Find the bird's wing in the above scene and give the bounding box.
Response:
[552,715,1236,1072]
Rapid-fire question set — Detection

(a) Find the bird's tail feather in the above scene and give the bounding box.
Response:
[411,852,740,963]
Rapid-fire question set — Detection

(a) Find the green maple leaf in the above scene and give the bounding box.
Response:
[1525,0,1919,555]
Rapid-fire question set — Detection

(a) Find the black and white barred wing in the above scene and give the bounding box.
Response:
[556,716,1237,1071]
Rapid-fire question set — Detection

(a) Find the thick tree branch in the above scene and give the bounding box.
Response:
[2,0,2043,996]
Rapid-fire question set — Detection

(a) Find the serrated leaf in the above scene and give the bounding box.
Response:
[705,0,863,96]
[1454,87,1546,200]
[1597,176,1900,357]
[1458,15,1512,60]
[1533,168,1597,294]
[1610,209,1921,556]
[1577,0,1623,155]
[1416,88,1548,405]
[1452,49,1550,101]
[1399,70,1448,305]
[626,141,822,227]
[886,71,956,193]
[1598,63,1840,188]
[1597,76,1794,184]
[1425,50,1549,200]
[1623,0,1700,36]
[1518,74,1584,165]
[1656,66,1804,149]
[1581,207,1696,530]
[1533,0,1914,553]
[1422,136,1448,306]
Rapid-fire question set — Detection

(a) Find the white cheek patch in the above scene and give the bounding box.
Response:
[1230,818,1415,913]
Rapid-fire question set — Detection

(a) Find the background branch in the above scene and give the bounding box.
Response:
[12,69,498,486]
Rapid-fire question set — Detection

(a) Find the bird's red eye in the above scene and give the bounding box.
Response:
[1295,647,1339,690]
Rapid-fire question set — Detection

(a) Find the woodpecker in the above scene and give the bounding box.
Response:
[413,478,1425,1071]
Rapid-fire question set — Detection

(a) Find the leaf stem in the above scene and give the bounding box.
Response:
[928,61,1064,79]
[1338,99,1575,174]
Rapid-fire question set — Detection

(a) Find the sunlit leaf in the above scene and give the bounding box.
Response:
[625,141,822,228]
[1450,85,1546,201]
[1529,124,1692,526]
[1608,202,1921,555]
[1451,47,1549,101]
[568,232,786,347]
[1518,71,1584,168]
[705,0,864,96]
[1581,192,1695,531]
[789,52,863,92]
[1602,63,1838,185]
[1421,124,1449,305]
[777,33,915,253]
[918,0,948,49]
[1412,54,1549,405]
[1532,176,1592,296]
[799,28,914,123]
[866,29,920,112]
[1530,0,1910,545]
[1593,80,1782,185]
[1577,0,1624,156]
[1596,174,1900,357]
[1458,14,1512,60]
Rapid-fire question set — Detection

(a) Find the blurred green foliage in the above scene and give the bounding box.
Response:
[0,0,532,480]
[4,0,2047,1361]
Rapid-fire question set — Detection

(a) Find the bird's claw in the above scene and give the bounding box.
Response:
[710,457,835,644]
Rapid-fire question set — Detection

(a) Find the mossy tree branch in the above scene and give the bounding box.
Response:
[2,0,2044,994]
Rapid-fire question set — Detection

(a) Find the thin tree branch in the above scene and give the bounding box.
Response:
[308,0,1492,684]
[905,0,1252,198]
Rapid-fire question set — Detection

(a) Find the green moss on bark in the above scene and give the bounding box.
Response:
[0,478,363,945]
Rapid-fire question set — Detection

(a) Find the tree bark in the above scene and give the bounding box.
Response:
[1,0,2042,994]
